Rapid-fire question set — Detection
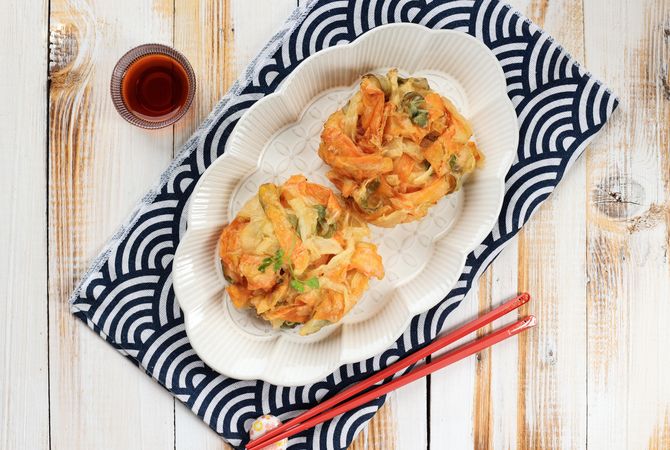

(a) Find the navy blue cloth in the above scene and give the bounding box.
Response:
[70,1,618,448]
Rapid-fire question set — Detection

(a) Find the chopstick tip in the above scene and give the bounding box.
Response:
[508,315,537,335]
[517,292,531,305]
[523,315,537,328]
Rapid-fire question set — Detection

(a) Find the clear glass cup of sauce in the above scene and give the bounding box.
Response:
[110,43,196,129]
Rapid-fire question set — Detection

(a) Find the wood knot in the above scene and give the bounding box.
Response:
[661,63,670,101]
[49,8,97,89]
[49,22,79,74]
[592,176,646,220]
[664,24,670,100]
[545,345,557,365]
[592,176,667,234]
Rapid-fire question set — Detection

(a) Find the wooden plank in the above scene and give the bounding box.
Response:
[429,288,478,448]
[348,401,397,449]
[172,0,236,143]
[172,0,295,448]
[392,380,428,450]
[428,0,589,448]
[428,248,519,449]
[514,1,588,448]
[486,242,522,450]
[48,0,177,448]
[432,244,523,450]
[348,383,427,449]
[516,157,589,450]
[583,0,670,448]
[0,0,50,448]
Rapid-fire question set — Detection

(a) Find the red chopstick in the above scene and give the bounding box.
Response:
[247,293,532,450]
[249,314,535,449]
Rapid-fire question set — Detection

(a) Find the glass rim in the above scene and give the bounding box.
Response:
[110,43,196,129]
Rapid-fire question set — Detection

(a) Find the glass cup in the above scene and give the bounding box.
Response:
[110,43,196,129]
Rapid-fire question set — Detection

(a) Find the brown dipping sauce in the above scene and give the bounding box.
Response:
[121,53,190,121]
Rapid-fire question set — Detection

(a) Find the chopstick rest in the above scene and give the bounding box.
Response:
[249,415,288,450]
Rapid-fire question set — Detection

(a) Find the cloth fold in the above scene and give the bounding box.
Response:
[70,1,618,448]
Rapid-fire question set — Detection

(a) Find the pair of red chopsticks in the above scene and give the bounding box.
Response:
[246,292,535,450]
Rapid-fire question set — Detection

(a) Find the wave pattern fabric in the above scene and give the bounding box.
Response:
[70,1,618,448]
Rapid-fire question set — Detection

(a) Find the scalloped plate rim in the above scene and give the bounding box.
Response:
[174,23,518,386]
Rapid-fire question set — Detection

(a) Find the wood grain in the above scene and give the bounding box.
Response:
[173,0,236,143]
[428,247,520,449]
[348,402,395,449]
[487,244,522,450]
[48,0,176,449]
[473,270,495,450]
[429,287,479,448]
[584,0,670,448]
[0,0,49,448]
[516,1,589,447]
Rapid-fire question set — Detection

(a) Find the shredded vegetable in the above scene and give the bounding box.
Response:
[218,175,384,335]
[318,69,484,227]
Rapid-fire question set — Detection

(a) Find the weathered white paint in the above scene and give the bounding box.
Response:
[584,0,670,449]
[0,0,49,449]
[516,3,590,448]
[48,0,176,449]
[429,289,479,448]
[488,241,521,450]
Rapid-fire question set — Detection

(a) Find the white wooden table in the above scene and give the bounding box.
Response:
[2,0,669,448]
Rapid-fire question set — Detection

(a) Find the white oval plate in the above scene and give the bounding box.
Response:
[173,23,518,386]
